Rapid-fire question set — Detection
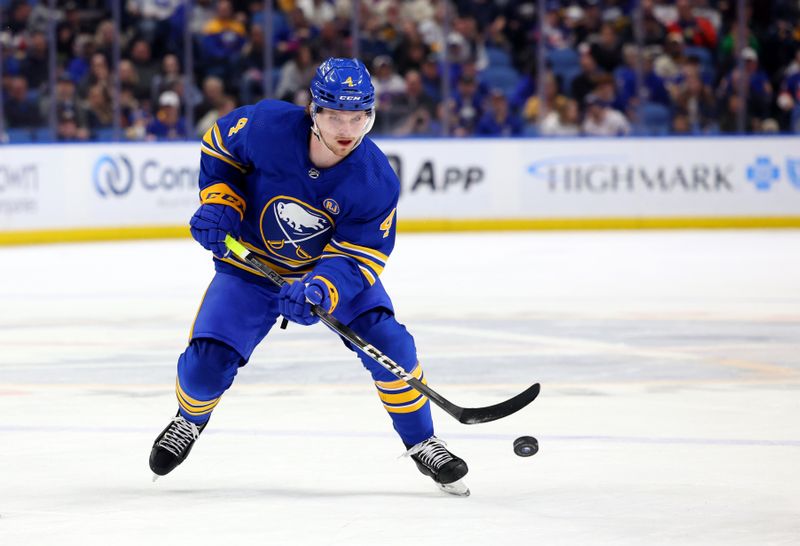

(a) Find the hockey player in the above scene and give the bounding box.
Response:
[149,58,469,496]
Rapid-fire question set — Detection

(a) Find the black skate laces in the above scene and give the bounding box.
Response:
[404,437,454,470]
[158,416,200,457]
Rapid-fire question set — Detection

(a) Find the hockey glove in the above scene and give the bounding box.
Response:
[189,203,242,258]
[303,276,337,313]
[277,281,320,326]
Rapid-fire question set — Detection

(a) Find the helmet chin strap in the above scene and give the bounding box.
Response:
[310,105,375,154]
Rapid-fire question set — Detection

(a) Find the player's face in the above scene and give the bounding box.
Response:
[315,109,371,156]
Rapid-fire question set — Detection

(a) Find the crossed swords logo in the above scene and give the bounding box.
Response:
[267,204,330,260]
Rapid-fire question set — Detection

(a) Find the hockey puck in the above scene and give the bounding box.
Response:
[513,436,538,457]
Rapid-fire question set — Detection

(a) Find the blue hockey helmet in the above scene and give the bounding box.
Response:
[310,58,375,111]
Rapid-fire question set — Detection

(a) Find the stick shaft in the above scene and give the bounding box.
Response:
[223,235,539,424]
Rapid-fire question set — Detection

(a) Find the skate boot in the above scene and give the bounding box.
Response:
[405,436,470,496]
[149,413,207,479]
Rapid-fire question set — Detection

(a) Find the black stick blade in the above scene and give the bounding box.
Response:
[457,383,541,425]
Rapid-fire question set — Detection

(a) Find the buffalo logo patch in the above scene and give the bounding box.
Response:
[261,196,334,261]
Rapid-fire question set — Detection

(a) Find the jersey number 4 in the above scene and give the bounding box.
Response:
[228,117,248,137]
[380,208,396,238]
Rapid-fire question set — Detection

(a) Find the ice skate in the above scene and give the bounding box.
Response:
[406,436,470,497]
[149,413,207,480]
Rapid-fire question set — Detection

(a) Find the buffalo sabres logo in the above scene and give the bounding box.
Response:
[261,196,334,262]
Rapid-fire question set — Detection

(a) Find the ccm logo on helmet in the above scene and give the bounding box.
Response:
[338,96,361,101]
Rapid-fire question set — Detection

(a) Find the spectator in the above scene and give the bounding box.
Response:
[476,90,523,137]
[275,44,317,103]
[56,109,89,142]
[194,76,226,124]
[275,7,318,66]
[56,2,82,60]
[666,0,718,50]
[6,1,33,36]
[356,11,392,63]
[119,86,148,137]
[195,95,236,138]
[674,72,717,133]
[129,39,160,91]
[200,0,247,80]
[85,84,114,130]
[671,112,691,134]
[453,74,483,134]
[717,93,743,133]
[119,59,149,103]
[419,54,442,103]
[655,32,686,85]
[314,20,350,60]
[393,21,429,75]
[125,0,181,57]
[717,48,773,126]
[20,30,49,92]
[79,53,111,96]
[509,61,537,113]
[461,59,490,101]
[582,93,631,136]
[591,23,622,73]
[188,0,215,35]
[760,118,780,134]
[641,2,668,46]
[542,2,572,50]
[146,90,188,140]
[593,73,625,114]
[571,42,602,106]
[641,48,672,107]
[371,56,407,112]
[40,75,89,130]
[615,43,640,109]
[94,20,117,61]
[151,53,182,106]
[718,25,760,75]
[4,76,43,128]
[237,23,267,104]
[539,98,581,136]
[66,34,97,85]
[389,69,437,136]
[573,0,603,45]
[777,52,800,130]
[297,0,336,29]
[760,17,797,82]
[522,71,566,123]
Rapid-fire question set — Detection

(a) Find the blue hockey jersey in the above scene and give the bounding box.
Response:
[197,100,399,315]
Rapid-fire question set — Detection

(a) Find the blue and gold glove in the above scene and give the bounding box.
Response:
[303,276,338,313]
[190,184,246,258]
[277,277,339,326]
[278,281,319,326]
[189,203,241,257]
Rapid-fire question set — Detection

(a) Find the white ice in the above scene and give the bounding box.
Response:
[1,230,799,546]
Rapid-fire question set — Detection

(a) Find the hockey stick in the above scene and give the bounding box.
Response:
[224,234,540,425]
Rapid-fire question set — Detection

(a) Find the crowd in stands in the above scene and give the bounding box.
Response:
[1,0,800,142]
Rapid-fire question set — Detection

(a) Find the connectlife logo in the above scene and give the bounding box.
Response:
[93,154,134,197]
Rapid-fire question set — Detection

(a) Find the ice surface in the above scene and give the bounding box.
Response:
[1,231,799,545]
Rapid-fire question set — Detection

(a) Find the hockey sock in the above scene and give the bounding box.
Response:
[175,338,244,424]
[374,363,434,447]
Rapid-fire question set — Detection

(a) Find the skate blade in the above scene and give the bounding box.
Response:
[437,479,470,497]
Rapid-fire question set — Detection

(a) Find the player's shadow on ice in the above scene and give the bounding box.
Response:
[159,487,436,499]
